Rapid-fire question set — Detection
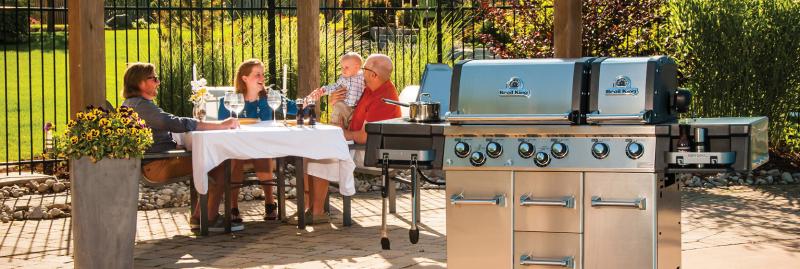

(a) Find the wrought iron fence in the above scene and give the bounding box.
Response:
[2,0,544,175]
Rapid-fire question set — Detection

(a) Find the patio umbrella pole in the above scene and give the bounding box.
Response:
[380,154,391,250]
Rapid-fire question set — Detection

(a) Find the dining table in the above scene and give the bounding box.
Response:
[176,121,356,234]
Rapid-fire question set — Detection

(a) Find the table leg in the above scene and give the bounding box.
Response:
[190,179,197,219]
[224,159,232,233]
[276,158,286,221]
[295,157,305,229]
[200,194,209,236]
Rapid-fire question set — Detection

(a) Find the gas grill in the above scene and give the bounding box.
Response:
[365,56,769,269]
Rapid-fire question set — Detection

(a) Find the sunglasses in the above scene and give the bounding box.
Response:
[362,67,375,74]
[147,76,160,82]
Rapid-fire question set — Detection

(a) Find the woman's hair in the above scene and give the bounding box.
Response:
[234,58,266,97]
[123,62,156,99]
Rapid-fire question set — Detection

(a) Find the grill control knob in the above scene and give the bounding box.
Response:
[469,152,486,166]
[454,142,470,158]
[518,142,534,159]
[486,142,503,158]
[591,142,610,159]
[551,142,568,159]
[626,142,644,159]
[534,152,551,167]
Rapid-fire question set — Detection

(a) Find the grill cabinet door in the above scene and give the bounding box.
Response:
[584,172,655,269]
[446,171,513,269]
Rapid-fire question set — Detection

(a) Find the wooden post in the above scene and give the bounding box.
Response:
[297,0,320,99]
[68,0,106,117]
[554,0,582,58]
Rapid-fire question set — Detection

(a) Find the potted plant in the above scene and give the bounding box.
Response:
[52,105,153,269]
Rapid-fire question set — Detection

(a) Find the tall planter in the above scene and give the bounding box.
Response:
[70,157,140,269]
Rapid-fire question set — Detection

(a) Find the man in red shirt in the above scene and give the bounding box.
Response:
[343,54,401,143]
[295,54,401,225]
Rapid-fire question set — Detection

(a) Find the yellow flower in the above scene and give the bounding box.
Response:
[116,129,126,135]
[122,118,132,125]
[67,120,76,127]
[99,118,110,127]
[103,129,112,136]
[91,129,100,137]
[76,112,85,120]
[70,136,79,144]
[87,114,97,121]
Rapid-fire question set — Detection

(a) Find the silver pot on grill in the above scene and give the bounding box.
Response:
[383,93,441,122]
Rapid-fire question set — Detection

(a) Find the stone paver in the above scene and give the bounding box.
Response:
[1,185,799,268]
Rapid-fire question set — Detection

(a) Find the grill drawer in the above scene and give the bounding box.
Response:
[514,172,582,233]
[514,232,582,269]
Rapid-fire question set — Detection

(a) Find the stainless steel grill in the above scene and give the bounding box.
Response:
[365,56,768,269]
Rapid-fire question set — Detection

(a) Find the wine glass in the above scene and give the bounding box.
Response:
[267,89,282,124]
[223,92,237,118]
[230,93,245,119]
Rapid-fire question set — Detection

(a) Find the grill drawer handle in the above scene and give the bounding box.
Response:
[591,196,646,210]
[450,193,505,207]
[519,194,574,208]
[520,255,574,268]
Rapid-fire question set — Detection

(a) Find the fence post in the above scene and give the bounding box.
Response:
[436,0,443,63]
[268,0,277,86]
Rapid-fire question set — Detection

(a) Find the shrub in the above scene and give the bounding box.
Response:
[475,0,666,58]
[0,7,30,43]
[667,0,800,145]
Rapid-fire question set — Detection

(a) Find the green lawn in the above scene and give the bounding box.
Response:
[0,29,159,164]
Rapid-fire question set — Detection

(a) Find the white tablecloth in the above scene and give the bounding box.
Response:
[182,122,356,196]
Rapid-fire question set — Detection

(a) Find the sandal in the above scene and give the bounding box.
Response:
[264,203,278,221]
[231,208,243,223]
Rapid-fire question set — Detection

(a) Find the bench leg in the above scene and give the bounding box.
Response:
[324,192,331,214]
[343,195,352,227]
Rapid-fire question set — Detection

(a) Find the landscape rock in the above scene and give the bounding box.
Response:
[767,169,781,177]
[51,182,66,193]
[44,179,56,188]
[27,206,45,220]
[781,172,793,183]
[47,208,64,218]
[37,183,50,193]
[12,211,24,220]
[767,176,774,184]
[0,212,10,223]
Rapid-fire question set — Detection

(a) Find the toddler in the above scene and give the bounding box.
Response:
[309,52,365,128]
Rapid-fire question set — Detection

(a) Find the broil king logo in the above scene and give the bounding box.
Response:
[605,76,639,96]
[498,77,530,97]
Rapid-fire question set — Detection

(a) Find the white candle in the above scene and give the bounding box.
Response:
[192,64,197,81]
[282,64,288,91]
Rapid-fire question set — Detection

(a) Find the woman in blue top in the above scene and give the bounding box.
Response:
[218,59,296,222]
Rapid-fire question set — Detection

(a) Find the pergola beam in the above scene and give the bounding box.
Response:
[554,0,582,58]
[68,0,106,116]
[297,0,320,99]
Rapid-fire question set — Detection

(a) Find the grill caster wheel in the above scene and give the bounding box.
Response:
[409,229,419,244]
[381,237,391,250]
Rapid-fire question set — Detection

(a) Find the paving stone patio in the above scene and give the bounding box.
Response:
[1,185,798,268]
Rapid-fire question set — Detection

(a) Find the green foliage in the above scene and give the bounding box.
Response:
[51,106,154,162]
[784,122,800,153]
[0,8,30,43]
[667,0,800,145]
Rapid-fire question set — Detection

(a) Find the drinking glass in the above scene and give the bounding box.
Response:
[230,93,245,119]
[267,89,282,122]
[223,92,237,118]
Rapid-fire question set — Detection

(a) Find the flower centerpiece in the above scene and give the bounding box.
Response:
[189,78,211,120]
[50,105,153,269]
[52,105,153,162]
